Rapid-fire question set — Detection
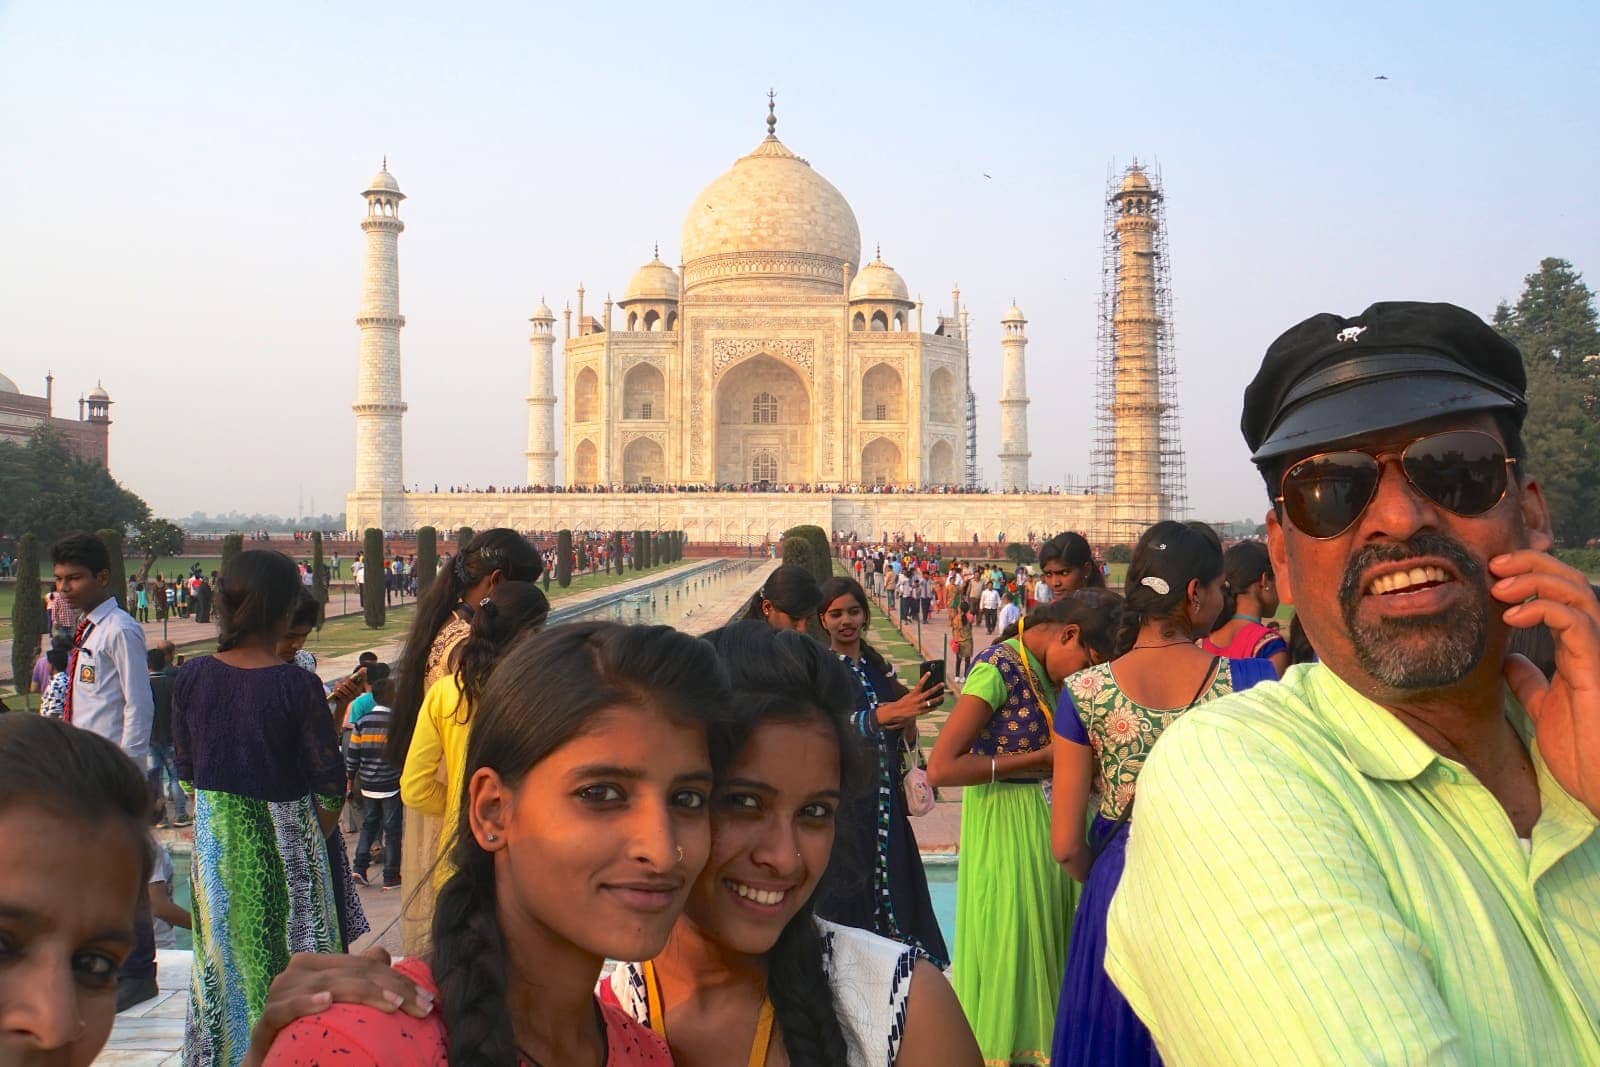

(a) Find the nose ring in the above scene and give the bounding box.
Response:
[675,845,685,864]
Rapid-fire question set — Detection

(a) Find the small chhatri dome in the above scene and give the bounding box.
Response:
[0,370,18,394]
[87,381,111,401]
[850,247,910,303]
[1120,165,1152,193]
[622,250,681,303]
[1002,303,1027,323]
[532,296,555,320]
[365,159,404,198]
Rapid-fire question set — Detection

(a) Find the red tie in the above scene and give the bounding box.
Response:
[63,616,92,724]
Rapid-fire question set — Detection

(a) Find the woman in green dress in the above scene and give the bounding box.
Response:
[927,590,1123,1066]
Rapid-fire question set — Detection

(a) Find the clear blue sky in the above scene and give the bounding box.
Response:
[1,0,1595,525]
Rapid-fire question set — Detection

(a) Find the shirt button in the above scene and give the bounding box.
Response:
[1436,766,1458,785]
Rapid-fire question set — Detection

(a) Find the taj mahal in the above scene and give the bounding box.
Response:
[346,99,1182,547]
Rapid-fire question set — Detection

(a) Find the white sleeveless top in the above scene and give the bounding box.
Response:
[607,918,918,1067]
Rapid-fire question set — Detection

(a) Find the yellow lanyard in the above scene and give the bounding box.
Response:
[641,960,774,1067]
[1014,616,1056,732]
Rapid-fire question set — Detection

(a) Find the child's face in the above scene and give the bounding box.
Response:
[0,805,144,1066]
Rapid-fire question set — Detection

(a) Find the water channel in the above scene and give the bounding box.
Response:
[550,558,771,633]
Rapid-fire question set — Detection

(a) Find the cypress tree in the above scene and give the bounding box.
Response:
[10,534,45,703]
[416,526,438,600]
[455,527,476,559]
[363,528,386,628]
[557,530,573,588]
[221,533,243,576]
[311,531,329,627]
[97,528,128,612]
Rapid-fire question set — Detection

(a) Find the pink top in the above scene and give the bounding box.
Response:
[1200,620,1288,663]
[264,958,673,1066]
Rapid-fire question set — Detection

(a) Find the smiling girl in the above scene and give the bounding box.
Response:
[263,622,733,1067]
[608,622,982,1066]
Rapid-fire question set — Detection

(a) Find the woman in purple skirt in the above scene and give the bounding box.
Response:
[1049,521,1275,1066]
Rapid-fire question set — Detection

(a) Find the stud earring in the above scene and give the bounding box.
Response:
[485,833,497,843]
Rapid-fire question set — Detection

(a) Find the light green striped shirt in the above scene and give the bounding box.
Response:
[1105,662,1600,1065]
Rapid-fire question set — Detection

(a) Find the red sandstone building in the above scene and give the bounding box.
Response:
[0,371,112,467]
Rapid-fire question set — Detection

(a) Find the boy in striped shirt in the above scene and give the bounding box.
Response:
[345,675,403,889]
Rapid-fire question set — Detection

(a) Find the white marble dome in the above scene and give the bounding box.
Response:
[850,251,910,303]
[1002,304,1027,323]
[622,253,680,303]
[680,131,860,285]
[365,167,403,196]
[87,382,110,401]
[0,371,18,394]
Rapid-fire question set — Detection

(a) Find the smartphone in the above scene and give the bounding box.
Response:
[918,659,946,690]
[365,662,391,684]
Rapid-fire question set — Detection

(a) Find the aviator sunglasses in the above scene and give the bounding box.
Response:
[1276,429,1517,539]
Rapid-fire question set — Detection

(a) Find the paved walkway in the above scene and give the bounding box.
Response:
[858,571,1017,855]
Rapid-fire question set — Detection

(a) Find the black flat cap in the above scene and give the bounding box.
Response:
[1242,300,1527,463]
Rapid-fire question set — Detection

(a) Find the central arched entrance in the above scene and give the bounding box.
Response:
[714,354,812,484]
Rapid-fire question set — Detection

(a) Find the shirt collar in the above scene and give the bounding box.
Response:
[1305,663,1529,782]
[85,596,120,626]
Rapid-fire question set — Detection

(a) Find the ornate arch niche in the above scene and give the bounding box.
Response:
[929,439,956,485]
[572,367,599,423]
[861,436,903,486]
[573,438,599,485]
[623,363,665,421]
[860,363,904,422]
[714,353,812,484]
[622,437,665,486]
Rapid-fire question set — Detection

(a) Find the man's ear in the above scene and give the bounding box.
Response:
[1266,507,1293,607]
[1517,476,1554,553]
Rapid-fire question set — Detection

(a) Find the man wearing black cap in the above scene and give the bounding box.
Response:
[1101,302,1600,1063]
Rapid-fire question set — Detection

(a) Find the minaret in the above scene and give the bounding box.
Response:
[353,161,407,507]
[998,303,1031,490]
[525,297,557,485]
[1109,163,1161,508]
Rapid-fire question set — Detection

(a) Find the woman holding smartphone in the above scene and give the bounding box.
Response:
[814,577,948,965]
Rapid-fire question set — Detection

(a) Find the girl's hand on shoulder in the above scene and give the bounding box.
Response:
[241,948,433,1067]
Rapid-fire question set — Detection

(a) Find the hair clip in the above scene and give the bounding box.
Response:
[1140,576,1171,596]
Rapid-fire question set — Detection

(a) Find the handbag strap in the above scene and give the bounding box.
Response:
[1089,656,1221,864]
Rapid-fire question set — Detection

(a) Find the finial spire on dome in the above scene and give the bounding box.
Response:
[653,241,660,260]
[875,243,881,261]
[382,155,387,171]
[766,88,777,136]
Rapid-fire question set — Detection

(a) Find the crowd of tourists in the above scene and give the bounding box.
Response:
[432,481,1080,496]
[6,300,1600,1066]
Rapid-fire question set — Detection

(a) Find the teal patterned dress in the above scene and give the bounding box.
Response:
[173,658,347,1066]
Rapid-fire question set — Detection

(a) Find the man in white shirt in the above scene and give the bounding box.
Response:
[997,593,1023,636]
[51,531,159,1009]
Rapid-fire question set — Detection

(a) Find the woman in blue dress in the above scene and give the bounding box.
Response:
[1049,521,1276,1066]
[814,576,949,966]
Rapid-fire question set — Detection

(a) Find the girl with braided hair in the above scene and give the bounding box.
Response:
[262,622,732,1067]
[401,581,549,896]
[605,621,982,1066]
[387,528,542,954]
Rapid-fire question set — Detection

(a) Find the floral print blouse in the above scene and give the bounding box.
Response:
[1054,659,1274,820]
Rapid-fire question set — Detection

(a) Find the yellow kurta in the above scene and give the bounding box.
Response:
[398,615,469,955]
[400,672,474,891]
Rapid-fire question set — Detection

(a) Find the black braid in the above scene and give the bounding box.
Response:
[431,845,516,1067]
[768,899,855,1067]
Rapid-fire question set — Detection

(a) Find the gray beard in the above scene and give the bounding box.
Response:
[1337,534,1489,691]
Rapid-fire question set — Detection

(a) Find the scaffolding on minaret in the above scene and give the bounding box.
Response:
[1091,160,1188,545]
